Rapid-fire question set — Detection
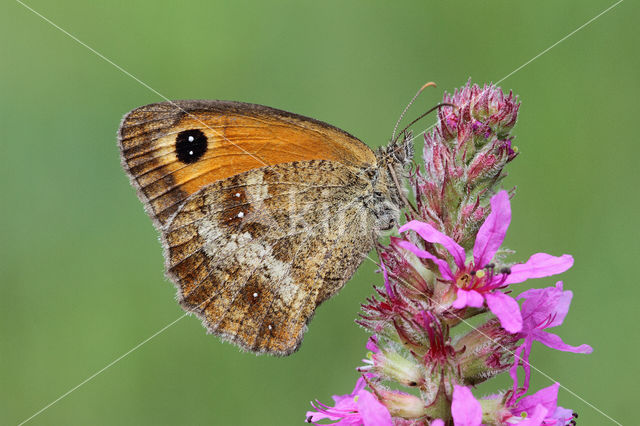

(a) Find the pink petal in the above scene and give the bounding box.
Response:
[485,292,522,333]
[379,259,395,299]
[473,190,511,268]
[513,338,534,402]
[509,344,526,401]
[399,220,466,269]
[431,420,445,426]
[466,290,484,307]
[454,289,485,309]
[356,390,393,426]
[533,330,593,354]
[519,283,573,329]
[504,253,574,285]
[396,240,455,281]
[332,378,366,405]
[305,409,340,422]
[366,336,379,353]
[451,385,482,426]
[552,406,575,423]
[515,404,548,426]
[306,400,347,422]
[452,289,469,309]
[517,383,560,415]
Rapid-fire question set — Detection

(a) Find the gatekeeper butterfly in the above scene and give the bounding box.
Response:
[118,100,413,355]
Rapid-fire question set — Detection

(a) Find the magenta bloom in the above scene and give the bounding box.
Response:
[511,383,576,426]
[510,282,593,400]
[306,377,393,425]
[451,383,575,426]
[398,190,573,333]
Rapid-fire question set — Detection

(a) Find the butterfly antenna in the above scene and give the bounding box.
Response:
[392,102,456,145]
[391,82,437,143]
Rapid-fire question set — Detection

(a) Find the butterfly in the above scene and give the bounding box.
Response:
[118,100,414,355]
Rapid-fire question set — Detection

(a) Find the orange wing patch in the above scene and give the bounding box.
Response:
[118,100,376,227]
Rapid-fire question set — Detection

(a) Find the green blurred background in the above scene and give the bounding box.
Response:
[1,1,637,424]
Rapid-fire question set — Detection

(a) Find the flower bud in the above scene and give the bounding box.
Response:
[453,319,519,385]
[377,388,428,419]
[363,342,425,387]
[413,80,520,247]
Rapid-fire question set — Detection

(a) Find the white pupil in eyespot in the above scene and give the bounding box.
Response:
[189,150,194,155]
[188,135,194,142]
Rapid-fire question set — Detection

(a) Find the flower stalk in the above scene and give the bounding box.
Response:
[307,81,591,426]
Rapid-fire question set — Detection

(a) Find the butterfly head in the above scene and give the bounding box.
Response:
[382,131,414,170]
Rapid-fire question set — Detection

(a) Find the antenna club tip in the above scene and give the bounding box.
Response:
[420,82,437,91]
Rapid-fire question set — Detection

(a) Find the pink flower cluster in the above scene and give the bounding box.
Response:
[306,82,592,425]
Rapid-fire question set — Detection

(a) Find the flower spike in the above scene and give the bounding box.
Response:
[306,80,591,426]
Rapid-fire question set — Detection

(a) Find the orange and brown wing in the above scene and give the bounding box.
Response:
[118,100,376,227]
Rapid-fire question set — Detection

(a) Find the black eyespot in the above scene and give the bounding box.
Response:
[175,129,207,163]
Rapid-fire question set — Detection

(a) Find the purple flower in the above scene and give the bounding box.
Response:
[508,383,576,426]
[306,377,393,425]
[451,383,576,426]
[398,190,573,333]
[509,282,593,401]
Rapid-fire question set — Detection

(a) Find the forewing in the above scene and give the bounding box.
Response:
[118,100,376,227]
[163,160,375,355]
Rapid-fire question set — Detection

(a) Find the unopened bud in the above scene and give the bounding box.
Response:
[377,388,428,419]
[453,319,519,385]
[372,345,425,387]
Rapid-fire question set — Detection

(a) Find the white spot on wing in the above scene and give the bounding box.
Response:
[237,211,244,218]
[197,212,298,306]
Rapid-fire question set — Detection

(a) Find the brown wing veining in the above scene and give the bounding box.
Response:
[163,160,376,355]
